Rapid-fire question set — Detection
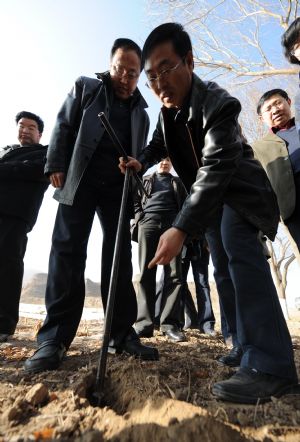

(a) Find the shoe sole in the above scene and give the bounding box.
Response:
[24,362,62,374]
[24,354,65,374]
[217,359,241,368]
[0,335,12,343]
[212,383,299,404]
[107,346,159,361]
[119,349,159,361]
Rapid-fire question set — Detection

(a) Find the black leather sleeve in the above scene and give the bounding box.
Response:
[173,95,243,235]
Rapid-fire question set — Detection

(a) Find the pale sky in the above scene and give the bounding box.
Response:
[0,0,160,281]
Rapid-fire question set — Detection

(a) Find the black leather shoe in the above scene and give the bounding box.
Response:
[135,328,154,338]
[0,333,10,342]
[121,339,159,360]
[218,345,243,367]
[24,341,66,374]
[162,327,186,342]
[212,367,298,404]
[108,335,159,361]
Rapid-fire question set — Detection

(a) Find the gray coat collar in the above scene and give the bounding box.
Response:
[95,71,148,110]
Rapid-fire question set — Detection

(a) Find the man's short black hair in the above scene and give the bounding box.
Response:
[256,89,290,115]
[15,111,44,133]
[110,38,143,69]
[142,22,192,67]
[282,17,300,65]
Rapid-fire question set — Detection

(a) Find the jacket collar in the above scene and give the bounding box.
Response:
[95,71,148,109]
[260,130,287,144]
[188,74,209,121]
[162,73,206,124]
[0,143,45,160]
[3,143,44,150]
[271,117,295,133]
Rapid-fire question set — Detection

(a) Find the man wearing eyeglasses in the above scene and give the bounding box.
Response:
[24,38,159,374]
[253,89,300,254]
[120,23,298,404]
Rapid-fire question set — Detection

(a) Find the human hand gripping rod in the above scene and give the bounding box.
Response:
[97,112,151,199]
[93,112,149,406]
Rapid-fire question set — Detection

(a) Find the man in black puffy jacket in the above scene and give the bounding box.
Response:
[0,111,49,341]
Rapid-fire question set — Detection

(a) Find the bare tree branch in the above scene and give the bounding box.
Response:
[282,254,296,290]
[146,0,300,82]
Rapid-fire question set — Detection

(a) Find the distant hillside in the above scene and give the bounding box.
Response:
[21,273,101,303]
[22,268,40,285]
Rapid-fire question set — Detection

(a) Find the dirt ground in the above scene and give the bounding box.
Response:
[1,290,300,441]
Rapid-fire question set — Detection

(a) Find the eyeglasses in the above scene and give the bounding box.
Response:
[112,65,139,81]
[145,59,184,89]
[261,99,286,114]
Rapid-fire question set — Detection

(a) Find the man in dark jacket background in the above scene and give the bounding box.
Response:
[0,111,48,341]
[134,157,187,341]
[121,23,298,404]
[24,38,158,374]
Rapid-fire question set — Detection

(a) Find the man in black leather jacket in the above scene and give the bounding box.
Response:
[0,111,48,342]
[24,38,158,374]
[121,23,298,404]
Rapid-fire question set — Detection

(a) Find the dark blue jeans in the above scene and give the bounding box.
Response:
[37,181,137,349]
[181,249,215,331]
[206,220,239,346]
[207,205,297,380]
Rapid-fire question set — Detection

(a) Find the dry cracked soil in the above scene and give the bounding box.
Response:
[1,289,300,442]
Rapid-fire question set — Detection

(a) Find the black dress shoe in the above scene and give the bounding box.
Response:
[24,340,66,374]
[218,345,243,367]
[162,327,186,342]
[0,333,10,342]
[122,339,159,360]
[108,335,159,361]
[212,367,298,404]
[135,328,154,338]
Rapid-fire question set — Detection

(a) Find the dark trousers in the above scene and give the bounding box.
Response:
[181,249,215,331]
[0,216,29,334]
[135,214,183,334]
[207,204,297,380]
[205,222,239,346]
[37,182,137,349]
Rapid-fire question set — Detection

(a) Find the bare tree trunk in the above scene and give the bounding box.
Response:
[267,238,293,319]
[281,223,300,267]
